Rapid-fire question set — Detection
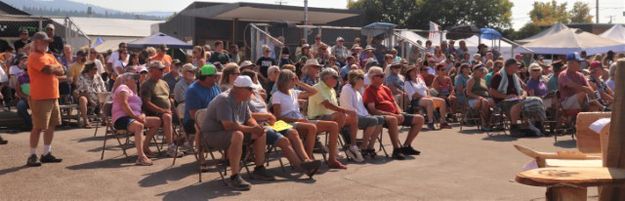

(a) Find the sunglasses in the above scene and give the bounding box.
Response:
[373,74,384,78]
[232,72,241,76]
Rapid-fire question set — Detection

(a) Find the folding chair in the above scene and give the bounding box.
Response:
[485,102,509,135]
[171,103,190,166]
[458,98,482,131]
[194,109,258,184]
[100,102,133,160]
[92,92,111,137]
[375,127,390,158]
[195,108,227,184]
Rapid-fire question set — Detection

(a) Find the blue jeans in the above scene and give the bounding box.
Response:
[16,99,32,128]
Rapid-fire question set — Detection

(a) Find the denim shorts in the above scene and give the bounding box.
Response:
[114,116,135,130]
[265,127,289,145]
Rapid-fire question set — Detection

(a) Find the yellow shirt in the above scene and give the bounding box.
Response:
[307,81,337,119]
[68,62,85,84]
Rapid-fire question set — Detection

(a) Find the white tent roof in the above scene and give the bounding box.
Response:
[514,29,625,55]
[517,23,569,43]
[399,30,428,44]
[94,38,134,52]
[600,25,625,43]
[462,35,515,59]
[51,17,162,37]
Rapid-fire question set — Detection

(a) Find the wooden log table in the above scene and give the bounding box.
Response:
[516,167,625,201]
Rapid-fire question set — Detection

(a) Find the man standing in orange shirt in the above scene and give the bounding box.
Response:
[150,44,173,73]
[26,32,65,167]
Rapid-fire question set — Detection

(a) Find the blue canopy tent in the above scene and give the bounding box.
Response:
[127,32,193,49]
[480,28,502,40]
[361,22,397,37]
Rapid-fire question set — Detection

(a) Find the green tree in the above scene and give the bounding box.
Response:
[529,0,570,26]
[348,0,513,29]
[569,1,593,23]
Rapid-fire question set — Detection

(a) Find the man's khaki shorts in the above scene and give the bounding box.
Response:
[30,99,61,130]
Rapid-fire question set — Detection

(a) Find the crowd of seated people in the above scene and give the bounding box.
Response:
[1,29,622,190]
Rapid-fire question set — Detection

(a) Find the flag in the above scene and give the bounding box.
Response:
[92,37,104,48]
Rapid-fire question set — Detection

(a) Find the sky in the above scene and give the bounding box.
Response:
[75,0,625,30]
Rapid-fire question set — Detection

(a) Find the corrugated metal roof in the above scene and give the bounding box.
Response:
[50,17,163,37]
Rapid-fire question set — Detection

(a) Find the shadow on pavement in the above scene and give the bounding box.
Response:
[553,139,576,148]
[481,134,518,142]
[139,162,196,187]
[457,129,482,135]
[159,179,242,200]
[66,156,136,170]
[0,165,29,176]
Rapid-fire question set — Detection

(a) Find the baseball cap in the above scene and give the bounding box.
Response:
[148,61,165,69]
[172,59,182,66]
[304,59,322,68]
[181,63,197,72]
[566,52,584,62]
[239,60,255,69]
[336,37,344,41]
[138,66,148,73]
[45,24,55,30]
[32,31,50,41]
[589,61,602,71]
[233,76,254,88]
[199,64,221,76]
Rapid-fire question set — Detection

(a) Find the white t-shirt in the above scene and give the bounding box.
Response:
[271,89,301,117]
[107,51,118,64]
[404,77,428,101]
[9,65,24,76]
[113,60,128,73]
[339,84,369,116]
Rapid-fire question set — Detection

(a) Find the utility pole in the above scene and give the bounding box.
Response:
[275,0,287,5]
[596,0,599,23]
[304,0,309,41]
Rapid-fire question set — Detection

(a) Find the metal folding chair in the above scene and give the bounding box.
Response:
[100,102,133,160]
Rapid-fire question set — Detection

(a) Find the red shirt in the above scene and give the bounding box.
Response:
[363,84,399,114]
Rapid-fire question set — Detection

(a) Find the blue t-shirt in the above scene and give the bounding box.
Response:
[184,82,221,123]
[526,79,548,97]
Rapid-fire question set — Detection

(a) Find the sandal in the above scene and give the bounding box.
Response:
[135,157,153,166]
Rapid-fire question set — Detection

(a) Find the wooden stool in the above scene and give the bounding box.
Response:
[516,167,625,201]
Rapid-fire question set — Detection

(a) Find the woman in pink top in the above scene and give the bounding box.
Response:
[111,73,161,166]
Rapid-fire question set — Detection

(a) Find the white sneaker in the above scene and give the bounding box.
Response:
[348,146,365,162]
[180,143,194,155]
[167,145,183,158]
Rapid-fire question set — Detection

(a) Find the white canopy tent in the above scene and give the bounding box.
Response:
[517,23,569,44]
[600,25,625,43]
[514,29,625,55]
[462,35,514,59]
